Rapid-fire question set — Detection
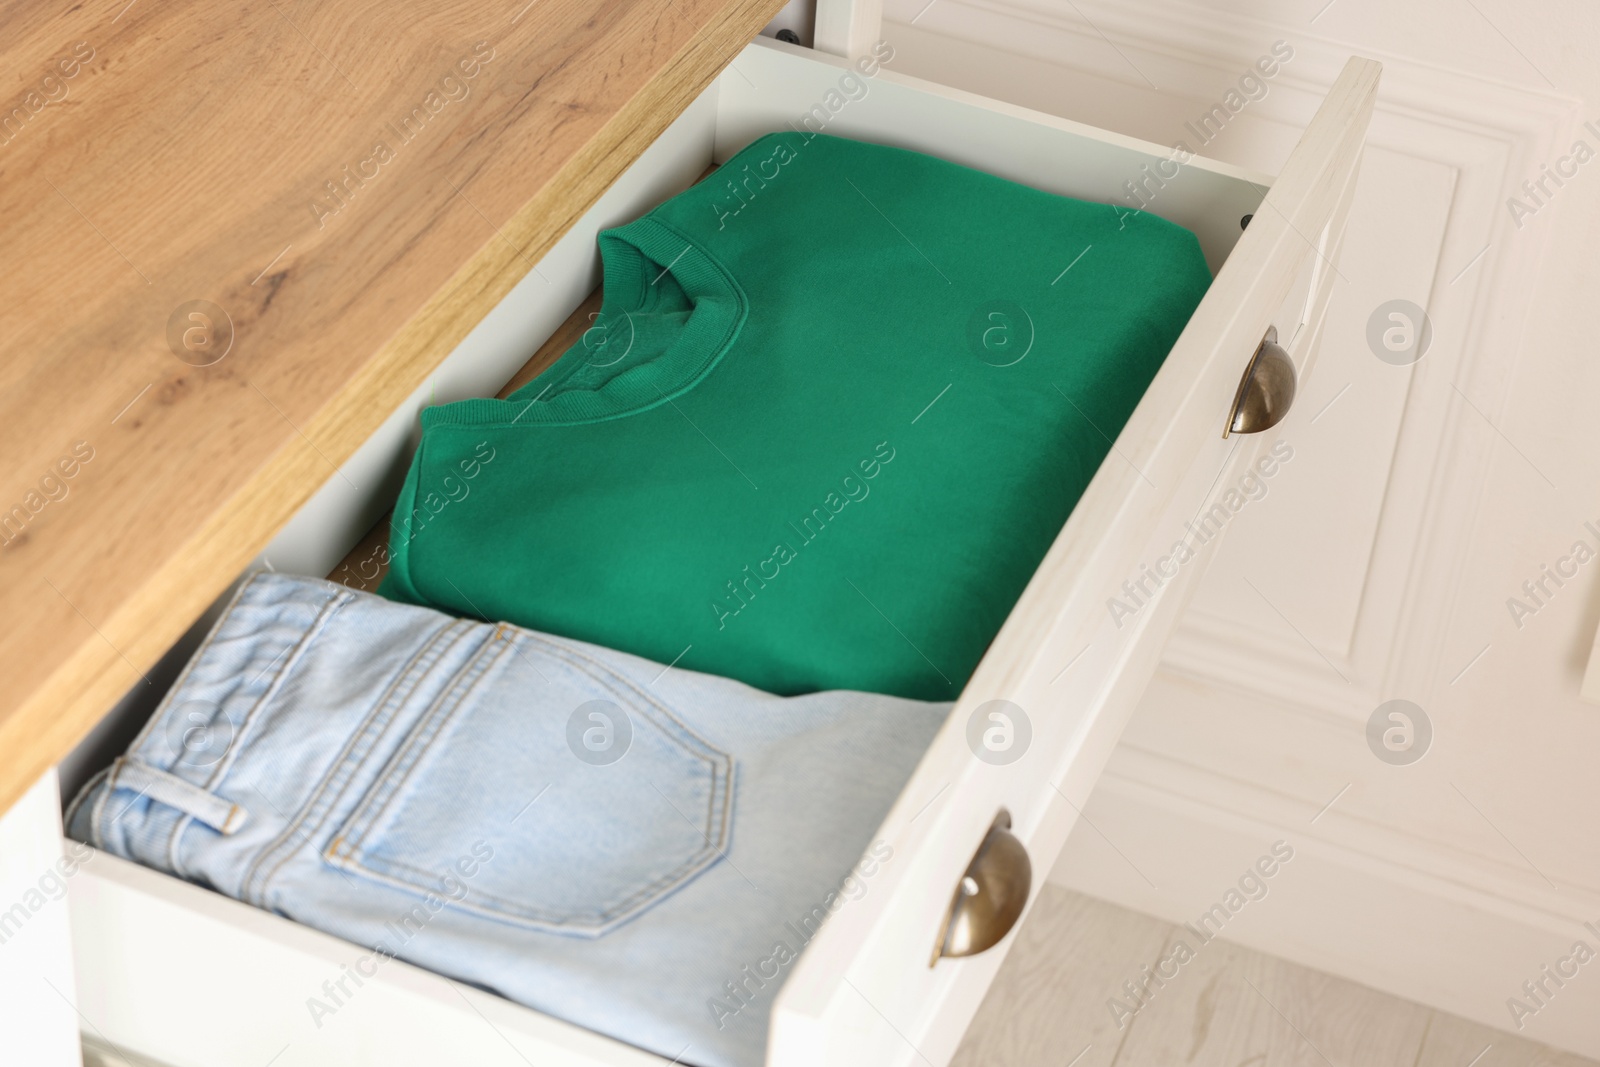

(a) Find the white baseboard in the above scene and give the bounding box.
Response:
[1049,729,1600,1059]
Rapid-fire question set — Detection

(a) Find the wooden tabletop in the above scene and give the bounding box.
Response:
[0,0,784,816]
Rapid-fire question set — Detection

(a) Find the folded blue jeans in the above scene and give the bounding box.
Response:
[68,573,949,1067]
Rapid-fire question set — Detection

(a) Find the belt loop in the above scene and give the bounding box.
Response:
[108,758,250,835]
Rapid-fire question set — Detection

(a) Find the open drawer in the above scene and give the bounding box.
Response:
[65,37,1378,1067]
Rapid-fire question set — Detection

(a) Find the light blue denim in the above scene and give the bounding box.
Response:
[68,572,948,1067]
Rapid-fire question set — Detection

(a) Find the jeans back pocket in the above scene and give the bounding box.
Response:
[325,625,734,937]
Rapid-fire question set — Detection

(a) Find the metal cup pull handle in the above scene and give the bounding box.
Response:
[1225,325,1296,437]
[932,810,1032,965]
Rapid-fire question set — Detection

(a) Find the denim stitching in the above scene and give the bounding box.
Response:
[328,627,507,861]
[157,581,351,889]
[85,572,262,864]
[333,844,727,936]
[246,620,471,908]
[168,813,195,880]
[327,627,735,932]
[333,627,723,928]
[118,572,271,759]
[65,766,111,850]
[521,632,737,872]
[200,587,354,791]
[509,631,737,920]
[100,760,172,874]
[340,792,724,934]
[87,768,115,852]
[245,619,474,908]
[334,627,517,858]
[519,630,731,771]
[241,618,476,906]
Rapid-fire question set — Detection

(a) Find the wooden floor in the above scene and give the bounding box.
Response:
[951,886,1597,1067]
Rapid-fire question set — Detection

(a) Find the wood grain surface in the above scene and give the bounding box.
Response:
[0,0,784,816]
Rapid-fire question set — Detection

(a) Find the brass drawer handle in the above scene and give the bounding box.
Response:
[1225,325,1296,436]
[932,810,1032,965]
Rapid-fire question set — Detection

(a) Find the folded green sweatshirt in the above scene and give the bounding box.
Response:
[379,132,1211,700]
